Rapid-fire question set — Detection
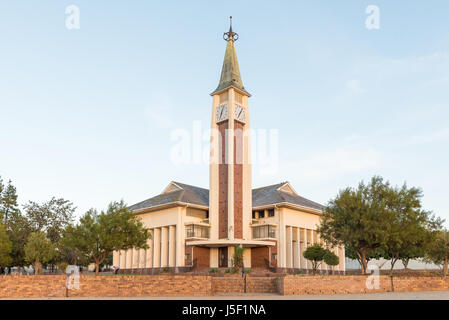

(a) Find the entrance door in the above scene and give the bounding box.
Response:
[219,247,228,268]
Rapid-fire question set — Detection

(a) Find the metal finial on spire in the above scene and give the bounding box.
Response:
[223,16,239,41]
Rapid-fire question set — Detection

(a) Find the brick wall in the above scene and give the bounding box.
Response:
[280,275,449,295]
[218,120,228,239]
[233,120,243,239]
[0,275,211,298]
[212,277,279,294]
[2,274,449,298]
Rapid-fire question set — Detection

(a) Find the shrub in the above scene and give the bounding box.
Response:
[209,268,220,273]
[160,267,170,273]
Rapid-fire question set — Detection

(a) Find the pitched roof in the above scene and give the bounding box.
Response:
[128,181,324,212]
[252,183,325,211]
[128,182,209,211]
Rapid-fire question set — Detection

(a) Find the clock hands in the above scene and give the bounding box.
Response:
[237,108,243,119]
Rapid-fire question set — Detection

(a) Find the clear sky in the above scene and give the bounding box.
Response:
[1,1,448,225]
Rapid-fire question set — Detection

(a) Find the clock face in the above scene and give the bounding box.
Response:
[235,104,245,123]
[216,104,228,122]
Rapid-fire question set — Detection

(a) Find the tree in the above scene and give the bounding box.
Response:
[0,223,12,269]
[425,230,449,276]
[232,245,244,273]
[24,197,76,243]
[345,244,384,269]
[303,244,328,274]
[0,177,19,225]
[323,250,339,274]
[7,212,32,271]
[24,232,56,275]
[381,183,442,274]
[62,200,150,275]
[318,176,398,274]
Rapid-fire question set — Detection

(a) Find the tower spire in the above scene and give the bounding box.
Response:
[211,17,250,96]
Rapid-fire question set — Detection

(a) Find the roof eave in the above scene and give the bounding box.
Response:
[132,201,209,215]
[252,202,323,215]
[210,85,251,97]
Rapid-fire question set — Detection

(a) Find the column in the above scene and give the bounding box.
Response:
[126,249,133,269]
[146,229,153,268]
[176,207,185,268]
[132,248,139,270]
[300,229,306,269]
[153,228,161,268]
[316,231,324,273]
[294,228,300,268]
[139,248,146,269]
[286,226,292,268]
[169,225,176,267]
[119,250,126,269]
[161,227,169,267]
[113,251,120,267]
[305,229,310,271]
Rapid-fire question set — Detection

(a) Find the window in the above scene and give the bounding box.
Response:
[186,224,210,239]
[252,225,276,239]
[272,254,277,261]
[206,210,209,219]
[259,211,265,218]
[252,211,257,219]
[268,209,275,217]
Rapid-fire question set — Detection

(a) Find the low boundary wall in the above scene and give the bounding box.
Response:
[1,274,449,298]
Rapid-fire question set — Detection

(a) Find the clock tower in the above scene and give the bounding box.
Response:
[209,17,252,267]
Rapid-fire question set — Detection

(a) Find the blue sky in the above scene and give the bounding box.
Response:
[1,1,448,225]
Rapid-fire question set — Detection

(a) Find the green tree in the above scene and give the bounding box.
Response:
[303,244,328,274]
[318,176,398,274]
[425,230,449,276]
[0,177,19,225]
[62,200,150,275]
[24,232,56,275]
[232,245,244,273]
[0,223,12,269]
[24,197,76,243]
[345,243,384,268]
[381,184,442,274]
[7,212,32,271]
[323,250,339,274]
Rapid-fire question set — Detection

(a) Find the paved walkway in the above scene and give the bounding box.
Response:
[5,290,449,300]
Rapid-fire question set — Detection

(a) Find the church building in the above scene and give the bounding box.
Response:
[113,19,345,274]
